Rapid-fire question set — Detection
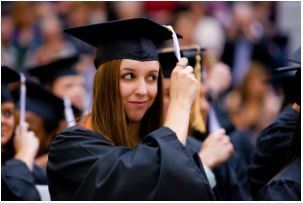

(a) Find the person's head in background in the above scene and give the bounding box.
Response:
[1,66,21,147]
[240,62,271,102]
[111,2,143,20]
[28,55,86,112]
[270,47,301,109]
[11,2,37,29]
[64,18,181,147]
[67,2,90,27]
[173,12,197,47]
[11,81,69,159]
[1,83,16,147]
[159,47,209,123]
[34,16,76,65]
[1,66,20,163]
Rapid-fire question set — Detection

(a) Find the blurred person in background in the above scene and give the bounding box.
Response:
[25,16,77,67]
[1,66,46,201]
[221,2,288,88]
[1,15,17,68]
[109,2,144,20]
[186,2,226,58]
[64,2,94,55]
[159,47,253,200]
[11,81,78,168]
[248,48,301,197]
[28,55,87,113]
[173,11,197,47]
[10,2,42,70]
[224,62,281,143]
[254,111,300,200]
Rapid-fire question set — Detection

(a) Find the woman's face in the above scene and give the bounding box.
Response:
[162,78,170,119]
[120,59,159,122]
[1,102,15,145]
[52,75,86,110]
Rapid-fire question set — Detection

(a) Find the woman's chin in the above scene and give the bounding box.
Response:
[127,114,145,123]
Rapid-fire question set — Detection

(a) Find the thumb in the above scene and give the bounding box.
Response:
[218,128,226,135]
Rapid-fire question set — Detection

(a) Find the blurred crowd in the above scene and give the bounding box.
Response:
[1,1,301,201]
[2,1,299,137]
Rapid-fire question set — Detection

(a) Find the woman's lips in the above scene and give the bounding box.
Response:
[128,101,148,109]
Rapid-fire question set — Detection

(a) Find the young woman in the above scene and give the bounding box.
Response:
[1,66,44,200]
[47,18,214,200]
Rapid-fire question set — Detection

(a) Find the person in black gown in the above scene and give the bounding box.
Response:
[254,110,300,201]
[47,18,215,200]
[159,47,252,200]
[1,66,43,200]
[248,48,301,196]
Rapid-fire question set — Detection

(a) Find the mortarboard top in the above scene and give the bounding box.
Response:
[288,47,301,65]
[64,17,182,68]
[270,47,301,105]
[271,48,301,80]
[159,47,205,78]
[1,65,20,84]
[1,66,20,103]
[11,81,80,126]
[28,55,79,86]
[274,48,301,73]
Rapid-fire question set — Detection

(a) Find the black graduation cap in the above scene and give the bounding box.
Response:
[2,65,20,84]
[159,46,207,133]
[64,17,182,68]
[11,81,79,128]
[1,66,20,103]
[271,47,301,105]
[159,47,205,78]
[28,55,79,86]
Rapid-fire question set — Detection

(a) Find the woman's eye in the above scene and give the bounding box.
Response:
[2,110,13,118]
[147,75,158,81]
[122,73,134,80]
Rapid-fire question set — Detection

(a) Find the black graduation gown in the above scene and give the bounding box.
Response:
[254,158,301,201]
[248,106,298,195]
[186,136,252,200]
[47,126,215,201]
[1,159,47,200]
[230,130,254,165]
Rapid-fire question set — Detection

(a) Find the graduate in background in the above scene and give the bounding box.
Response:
[255,109,300,200]
[248,47,301,198]
[47,18,215,201]
[28,55,87,114]
[159,46,252,200]
[11,80,79,168]
[1,66,44,200]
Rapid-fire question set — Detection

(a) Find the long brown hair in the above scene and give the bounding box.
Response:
[87,59,163,147]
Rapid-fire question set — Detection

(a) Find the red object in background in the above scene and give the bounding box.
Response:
[144,1,178,12]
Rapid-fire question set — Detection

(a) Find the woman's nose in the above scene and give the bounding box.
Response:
[134,79,147,95]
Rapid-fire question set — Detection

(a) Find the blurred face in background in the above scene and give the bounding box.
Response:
[52,75,86,111]
[114,2,143,19]
[244,63,270,99]
[1,102,15,145]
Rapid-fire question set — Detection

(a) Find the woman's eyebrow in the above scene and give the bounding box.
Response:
[120,67,135,71]
[149,70,159,73]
